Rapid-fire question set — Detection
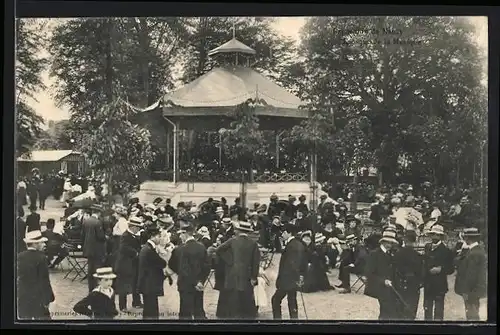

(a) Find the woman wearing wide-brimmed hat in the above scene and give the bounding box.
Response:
[73,267,119,319]
[300,231,334,293]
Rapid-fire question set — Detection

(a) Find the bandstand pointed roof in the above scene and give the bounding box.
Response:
[162,65,306,118]
[208,38,256,56]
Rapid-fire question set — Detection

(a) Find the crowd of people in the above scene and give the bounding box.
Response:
[16,182,487,321]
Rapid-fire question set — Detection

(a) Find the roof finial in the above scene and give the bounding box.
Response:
[232,22,236,39]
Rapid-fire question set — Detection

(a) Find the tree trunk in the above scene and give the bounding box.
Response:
[104,19,114,102]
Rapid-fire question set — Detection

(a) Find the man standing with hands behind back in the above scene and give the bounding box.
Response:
[271,224,307,319]
[454,227,487,321]
[81,205,107,293]
[168,223,211,320]
[216,221,260,319]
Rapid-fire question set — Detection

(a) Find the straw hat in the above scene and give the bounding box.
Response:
[93,267,117,279]
[462,227,481,237]
[300,230,312,238]
[23,230,48,243]
[215,206,224,213]
[222,217,232,224]
[145,203,155,211]
[427,224,445,235]
[314,233,326,244]
[197,226,210,237]
[345,234,357,242]
[234,221,254,233]
[157,215,174,224]
[379,229,399,244]
[129,216,144,227]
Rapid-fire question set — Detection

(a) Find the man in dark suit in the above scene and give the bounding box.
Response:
[17,230,55,320]
[137,226,167,319]
[26,205,41,233]
[115,217,144,311]
[168,223,211,320]
[454,228,487,321]
[336,235,368,293]
[363,229,400,320]
[81,205,107,293]
[422,224,455,321]
[42,218,69,268]
[392,230,424,320]
[17,207,27,254]
[216,221,260,319]
[271,223,307,319]
[229,197,245,221]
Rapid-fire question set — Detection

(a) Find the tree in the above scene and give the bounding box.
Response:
[50,17,187,122]
[81,99,155,199]
[221,100,267,205]
[15,19,48,156]
[295,16,486,186]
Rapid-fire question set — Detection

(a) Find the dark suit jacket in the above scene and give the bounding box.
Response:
[17,218,27,254]
[17,249,55,316]
[454,244,487,298]
[114,231,141,277]
[26,213,41,232]
[276,238,308,291]
[422,242,455,295]
[216,234,260,291]
[393,245,424,290]
[168,239,211,292]
[81,216,107,259]
[137,242,167,296]
[363,247,394,300]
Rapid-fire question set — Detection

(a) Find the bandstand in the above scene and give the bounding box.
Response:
[135,33,322,209]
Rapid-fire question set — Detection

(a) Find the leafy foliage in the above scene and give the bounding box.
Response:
[292,16,486,186]
[221,101,267,171]
[80,99,155,195]
[15,19,48,156]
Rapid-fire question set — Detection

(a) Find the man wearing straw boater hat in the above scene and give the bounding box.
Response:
[82,204,107,293]
[17,230,55,320]
[73,267,118,319]
[114,216,144,312]
[336,234,368,294]
[392,229,424,320]
[271,223,307,319]
[454,227,487,321]
[168,222,211,320]
[215,221,261,319]
[422,224,455,321]
[363,229,400,320]
[137,225,167,319]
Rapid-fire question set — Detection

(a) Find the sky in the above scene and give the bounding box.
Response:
[27,16,488,125]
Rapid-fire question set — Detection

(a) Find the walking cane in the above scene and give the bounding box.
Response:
[299,290,308,320]
[389,285,412,317]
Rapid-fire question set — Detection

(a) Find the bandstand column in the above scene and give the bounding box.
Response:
[173,120,180,184]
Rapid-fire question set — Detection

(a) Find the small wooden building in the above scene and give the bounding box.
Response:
[17,150,86,176]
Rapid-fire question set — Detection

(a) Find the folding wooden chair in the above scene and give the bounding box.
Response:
[259,247,274,270]
[204,269,215,289]
[351,274,366,293]
[63,239,88,282]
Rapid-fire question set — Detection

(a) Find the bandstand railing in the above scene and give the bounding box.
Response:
[150,170,308,183]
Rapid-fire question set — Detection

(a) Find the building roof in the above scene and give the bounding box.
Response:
[162,66,304,112]
[208,38,256,56]
[17,150,81,162]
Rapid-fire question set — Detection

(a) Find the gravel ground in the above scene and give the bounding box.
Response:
[24,198,487,321]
